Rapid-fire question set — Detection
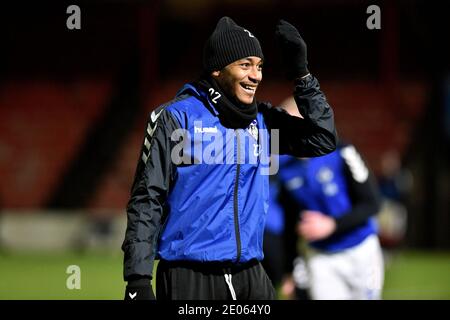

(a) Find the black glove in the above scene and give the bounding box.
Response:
[275,19,309,80]
[124,277,155,300]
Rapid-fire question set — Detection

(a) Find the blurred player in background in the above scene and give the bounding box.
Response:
[262,174,287,291]
[121,17,337,300]
[277,97,384,300]
[262,157,311,300]
[376,150,410,253]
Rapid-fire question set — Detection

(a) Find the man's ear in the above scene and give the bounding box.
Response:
[211,70,221,78]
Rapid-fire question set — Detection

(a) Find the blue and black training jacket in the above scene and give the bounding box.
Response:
[122,75,337,280]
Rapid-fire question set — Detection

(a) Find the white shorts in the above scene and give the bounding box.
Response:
[305,234,384,300]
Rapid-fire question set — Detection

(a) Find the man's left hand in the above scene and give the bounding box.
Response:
[275,19,309,79]
[297,210,336,241]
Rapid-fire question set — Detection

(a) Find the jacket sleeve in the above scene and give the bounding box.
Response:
[121,108,178,281]
[260,75,337,157]
[333,145,382,234]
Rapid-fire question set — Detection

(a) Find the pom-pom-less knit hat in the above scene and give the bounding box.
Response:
[203,17,264,73]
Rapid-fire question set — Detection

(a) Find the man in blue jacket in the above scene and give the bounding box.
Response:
[122,16,337,300]
[278,142,384,300]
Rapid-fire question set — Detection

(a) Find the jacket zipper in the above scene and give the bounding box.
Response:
[233,129,242,263]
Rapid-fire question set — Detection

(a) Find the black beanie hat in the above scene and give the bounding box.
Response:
[203,17,264,73]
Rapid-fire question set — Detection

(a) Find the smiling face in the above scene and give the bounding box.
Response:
[211,56,263,105]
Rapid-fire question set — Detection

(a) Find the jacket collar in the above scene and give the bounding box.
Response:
[176,83,219,116]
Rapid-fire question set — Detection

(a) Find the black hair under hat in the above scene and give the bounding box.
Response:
[203,17,264,73]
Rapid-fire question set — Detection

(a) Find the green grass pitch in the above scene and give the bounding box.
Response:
[0,249,449,299]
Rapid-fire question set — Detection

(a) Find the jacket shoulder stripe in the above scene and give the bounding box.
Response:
[340,145,369,183]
